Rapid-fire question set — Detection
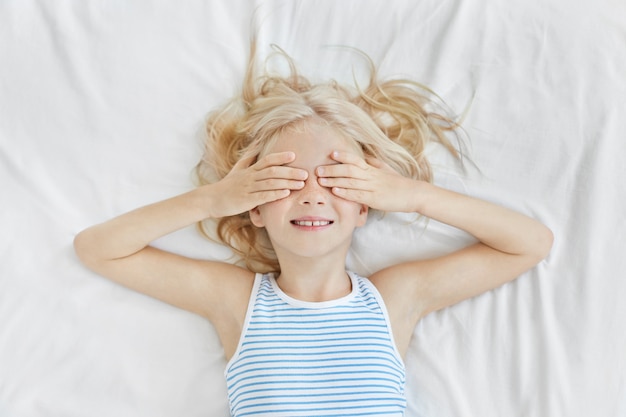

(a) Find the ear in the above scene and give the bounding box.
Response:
[249,207,265,227]
[355,204,369,227]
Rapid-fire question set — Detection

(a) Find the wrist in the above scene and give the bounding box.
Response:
[408,180,433,214]
[191,184,220,220]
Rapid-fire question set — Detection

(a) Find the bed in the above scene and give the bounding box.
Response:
[1,1,625,416]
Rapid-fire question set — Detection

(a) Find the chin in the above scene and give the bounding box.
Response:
[273,239,352,263]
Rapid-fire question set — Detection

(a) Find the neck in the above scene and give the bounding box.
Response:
[274,255,352,302]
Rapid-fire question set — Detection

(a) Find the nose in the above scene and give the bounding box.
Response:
[297,175,327,205]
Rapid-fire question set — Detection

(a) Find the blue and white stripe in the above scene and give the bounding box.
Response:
[225,271,406,416]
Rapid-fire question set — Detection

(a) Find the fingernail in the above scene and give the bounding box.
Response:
[317,167,324,175]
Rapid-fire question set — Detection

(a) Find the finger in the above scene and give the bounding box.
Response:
[330,186,371,205]
[316,162,366,180]
[245,188,293,208]
[318,176,368,191]
[329,151,370,169]
[232,154,257,170]
[364,156,384,169]
[256,165,308,181]
[255,178,305,192]
[365,156,397,173]
[253,151,296,170]
[255,188,292,204]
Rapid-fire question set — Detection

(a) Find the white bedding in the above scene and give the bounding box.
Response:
[2,1,625,416]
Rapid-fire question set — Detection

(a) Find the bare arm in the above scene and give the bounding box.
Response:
[73,187,246,318]
[74,152,308,322]
[317,151,553,353]
[374,180,553,317]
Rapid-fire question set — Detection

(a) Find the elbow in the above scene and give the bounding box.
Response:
[73,230,89,264]
[531,224,554,262]
[73,228,100,268]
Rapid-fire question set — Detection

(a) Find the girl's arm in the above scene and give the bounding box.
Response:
[74,152,308,321]
[373,181,553,315]
[74,187,244,319]
[317,151,553,350]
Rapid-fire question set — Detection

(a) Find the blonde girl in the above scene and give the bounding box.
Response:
[74,44,553,416]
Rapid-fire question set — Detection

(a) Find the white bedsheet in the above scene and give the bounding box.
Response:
[1,1,625,416]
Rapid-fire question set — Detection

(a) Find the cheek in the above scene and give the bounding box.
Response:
[339,200,368,226]
[250,199,289,228]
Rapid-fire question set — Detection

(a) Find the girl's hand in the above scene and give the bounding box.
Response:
[316,151,422,213]
[207,151,308,219]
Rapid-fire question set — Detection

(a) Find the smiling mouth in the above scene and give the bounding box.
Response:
[290,220,334,227]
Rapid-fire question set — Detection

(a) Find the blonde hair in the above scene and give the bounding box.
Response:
[196,43,462,273]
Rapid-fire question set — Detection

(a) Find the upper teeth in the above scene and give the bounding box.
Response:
[293,220,331,226]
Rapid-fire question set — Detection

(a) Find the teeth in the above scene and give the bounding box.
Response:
[293,220,331,227]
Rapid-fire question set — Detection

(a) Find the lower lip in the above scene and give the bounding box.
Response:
[290,222,333,231]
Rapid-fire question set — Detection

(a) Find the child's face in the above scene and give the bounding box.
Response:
[249,122,368,261]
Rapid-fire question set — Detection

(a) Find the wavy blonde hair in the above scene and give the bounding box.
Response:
[196,43,462,273]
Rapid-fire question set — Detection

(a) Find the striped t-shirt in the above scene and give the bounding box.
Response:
[225,271,406,416]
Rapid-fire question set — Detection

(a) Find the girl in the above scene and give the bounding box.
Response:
[74,45,553,416]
